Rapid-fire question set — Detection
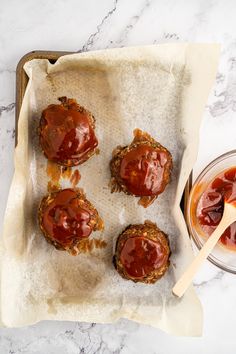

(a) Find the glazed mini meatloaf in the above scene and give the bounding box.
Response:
[38,188,103,255]
[110,129,172,207]
[39,97,98,167]
[113,221,170,284]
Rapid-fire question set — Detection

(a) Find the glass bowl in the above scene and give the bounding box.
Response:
[187,150,236,273]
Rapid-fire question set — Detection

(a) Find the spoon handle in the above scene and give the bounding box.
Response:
[172,203,236,298]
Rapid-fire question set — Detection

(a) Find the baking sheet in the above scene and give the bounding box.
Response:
[1,44,220,335]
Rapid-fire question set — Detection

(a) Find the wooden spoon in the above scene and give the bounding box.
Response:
[173,201,236,298]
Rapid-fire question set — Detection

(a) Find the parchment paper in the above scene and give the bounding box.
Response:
[1,44,220,335]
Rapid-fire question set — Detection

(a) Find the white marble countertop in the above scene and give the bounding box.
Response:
[1,0,236,352]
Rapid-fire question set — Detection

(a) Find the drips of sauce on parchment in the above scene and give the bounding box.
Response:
[46,161,81,191]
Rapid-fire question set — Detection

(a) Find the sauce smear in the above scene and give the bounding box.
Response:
[70,169,81,188]
[196,167,236,250]
[46,160,61,185]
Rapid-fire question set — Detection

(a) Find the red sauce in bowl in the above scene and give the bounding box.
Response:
[196,167,236,249]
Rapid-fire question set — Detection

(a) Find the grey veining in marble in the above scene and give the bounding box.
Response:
[1,0,236,353]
